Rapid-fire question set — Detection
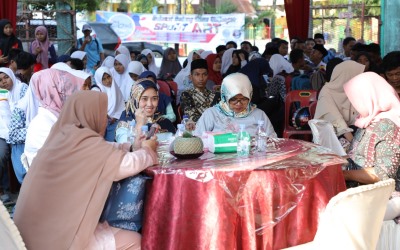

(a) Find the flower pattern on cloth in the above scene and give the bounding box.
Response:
[7,107,27,144]
[180,88,219,122]
[349,118,400,192]
[103,174,148,231]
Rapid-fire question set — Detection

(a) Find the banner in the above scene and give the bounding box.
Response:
[96,11,245,45]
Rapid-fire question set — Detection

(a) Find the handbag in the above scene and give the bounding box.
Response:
[100,174,148,231]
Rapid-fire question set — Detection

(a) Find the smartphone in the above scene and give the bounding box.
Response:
[146,125,158,140]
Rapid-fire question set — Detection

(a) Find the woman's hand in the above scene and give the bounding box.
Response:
[343,167,380,184]
[0,55,8,64]
[141,137,158,152]
[34,47,42,55]
[132,134,145,151]
[185,120,196,132]
[134,107,147,127]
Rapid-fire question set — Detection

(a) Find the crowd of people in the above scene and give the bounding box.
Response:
[1,17,400,249]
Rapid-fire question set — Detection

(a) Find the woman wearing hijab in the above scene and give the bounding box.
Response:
[24,68,87,166]
[30,26,57,71]
[95,67,125,142]
[205,53,222,90]
[138,71,176,123]
[194,73,277,137]
[0,19,23,67]
[136,54,149,70]
[110,54,134,102]
[158,47,182,79]
[116,79,176,144]
[128,60,145,82]
[116,45,131,61]
[223,49,249,78]
[269,53,294,77]
[141,49,160,76]
[14,91,158,250]
[342,72,400,191]
[314,60,365,144]
[101,55,115,69]
[0,68,27,196]
[174,50,199,104]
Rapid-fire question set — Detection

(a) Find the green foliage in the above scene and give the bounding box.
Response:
[245,9,275,27]
[131,0,160,13]
[20,0,102,12]
[202,0,237,14]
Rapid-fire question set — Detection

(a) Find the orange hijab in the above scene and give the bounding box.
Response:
[14,91,126,250]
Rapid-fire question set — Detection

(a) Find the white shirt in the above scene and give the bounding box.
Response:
[24,107,58,166]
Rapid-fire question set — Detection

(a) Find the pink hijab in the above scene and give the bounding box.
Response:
[344,72,400,128]
[31,68,86,117]
[31,26,52,69]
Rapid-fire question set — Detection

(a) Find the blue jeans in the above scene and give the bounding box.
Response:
[104,120,118,142]
[11,144,26,184]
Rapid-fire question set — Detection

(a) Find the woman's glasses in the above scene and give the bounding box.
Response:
[229,97,249,105]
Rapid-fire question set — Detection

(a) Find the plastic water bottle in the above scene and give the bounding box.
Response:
[256,120,267,152]
[182,114,189,125]
[237,124,251,156]
[127,120,136,144]
[141,125,149,137]
[176,124,185,137]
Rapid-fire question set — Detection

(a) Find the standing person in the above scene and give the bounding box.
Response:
[158,47,182,79]
[180,59,220,122]
[141,49,160,76]
[0,19,23,67]
[14,91,158,250]
[77,24,105,74]
[94,67,125,142]
[23,68,87,166]
[30,26,57,71]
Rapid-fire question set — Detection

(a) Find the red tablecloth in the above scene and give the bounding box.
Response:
[142,139,346,250]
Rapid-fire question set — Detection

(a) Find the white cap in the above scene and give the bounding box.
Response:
[82,24,92,32]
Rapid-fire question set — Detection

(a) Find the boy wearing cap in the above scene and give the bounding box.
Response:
[180,59,220,122]
[310,44,328,72]
[77,24,105,74]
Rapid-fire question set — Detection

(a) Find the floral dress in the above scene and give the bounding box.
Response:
[348,118,400,193]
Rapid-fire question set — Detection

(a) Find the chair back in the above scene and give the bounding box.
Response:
[0,201,26,249]
[308,119,346,156]
[313,179,395,249]
[283,90,317,136]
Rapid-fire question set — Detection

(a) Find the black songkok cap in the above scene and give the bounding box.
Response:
[313,44,328,57]
[191,58,208,71]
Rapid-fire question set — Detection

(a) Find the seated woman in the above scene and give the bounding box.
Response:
[314,60,365,145]
[343,72,400,192]
[14,91,158,249]
[222,49,248,78]
[94,67,125,142]
[24,68,87,166]
[116,79,176,143]
[194,72,277,137]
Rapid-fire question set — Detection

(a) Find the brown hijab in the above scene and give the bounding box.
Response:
[14,91,126,250]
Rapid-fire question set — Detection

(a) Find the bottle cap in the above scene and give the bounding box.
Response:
[183,114,189,119]
[141,125,149,131]
[257,120,264,125]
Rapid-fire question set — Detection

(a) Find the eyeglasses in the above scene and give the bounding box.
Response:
[229,97,249,105]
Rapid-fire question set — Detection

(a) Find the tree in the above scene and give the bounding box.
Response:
[201,0,237,14]
[20,0,102,12]
[131,0,160,13]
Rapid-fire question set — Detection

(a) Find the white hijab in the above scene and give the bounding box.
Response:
[141,49,160,76]
[101,56,115,69]
[110,54,134,102]
[200,50,213,59]
[70,51,87,61]
[221,48,235,75]
[0,67,26,111]
[116,45,131,61]
[128,61,145,76]
[269,54,294,76]
[94,67,125,119]
[51,62,91,80]
[174,50,197,88]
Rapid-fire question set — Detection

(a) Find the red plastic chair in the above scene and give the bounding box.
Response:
[283,90,317,140]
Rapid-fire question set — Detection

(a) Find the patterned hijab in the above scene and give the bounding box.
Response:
[344,72,400,128]
[126,79,158,115]
[215,72,256,118]
[30,68,86,117]
[31,26,52,69]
